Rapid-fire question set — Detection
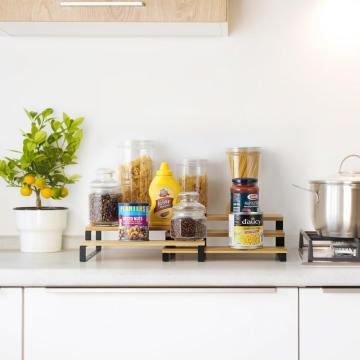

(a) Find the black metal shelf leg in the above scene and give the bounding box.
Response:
[277,253,287,262]
[162,252,171,262]
[198,246,206,262]
[80,230,101,262]
[96,231,102,251]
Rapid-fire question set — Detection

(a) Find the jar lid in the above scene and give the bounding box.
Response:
[180,159,208,166]
[227,147,261,154]
[174,191,205,212]
[120,140,154,149]
[91,168,119,190]
[179,191,200,201]
[232,178,258,185]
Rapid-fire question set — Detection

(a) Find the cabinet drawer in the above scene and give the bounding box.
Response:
[300,288,360,360]
[0,0,227,22]
[0,288,22,360]
[25,287,297,360]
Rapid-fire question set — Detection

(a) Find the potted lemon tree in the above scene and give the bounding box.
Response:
[0,108,84,252]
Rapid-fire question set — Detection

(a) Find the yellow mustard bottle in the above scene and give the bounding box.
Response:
[149,162,180,226]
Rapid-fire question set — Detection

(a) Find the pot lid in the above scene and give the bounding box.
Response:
[310,154,360,184]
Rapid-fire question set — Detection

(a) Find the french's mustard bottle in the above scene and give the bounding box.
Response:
[149,162,180,226]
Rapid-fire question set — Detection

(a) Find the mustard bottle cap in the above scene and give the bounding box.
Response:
[156,162,172,176]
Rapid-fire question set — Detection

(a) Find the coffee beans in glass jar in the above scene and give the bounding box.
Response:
[89,193,122,226]
[171,217,206,239]
[170,192,207,240]
[89,168,121,226]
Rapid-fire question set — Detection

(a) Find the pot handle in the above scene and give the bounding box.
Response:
[338,154,360,176]
[292,184,320,202]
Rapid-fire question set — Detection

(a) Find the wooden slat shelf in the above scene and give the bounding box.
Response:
[85,224,169,232]
[162,246,288,255]
[80,240,205,247]
[84,227,284,238]
[207,229,285,238]
[80,213,286,263]
[207,214,284,222]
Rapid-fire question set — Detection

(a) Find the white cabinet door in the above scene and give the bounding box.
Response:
[25,287,297,360]
[300,287,360,360]
[0,288,22,360]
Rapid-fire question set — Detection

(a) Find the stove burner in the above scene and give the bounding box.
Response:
[299,230,360,263]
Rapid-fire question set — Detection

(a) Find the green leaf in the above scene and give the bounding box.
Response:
[63,113,71,128]
[24,109,37,120]
[34,130,47,144]
[26,141,36,152]
[31,123,38,136]
[41,108,54,119]
[51,120,61,132]
[68,174,81,182]
[72,117,84,128]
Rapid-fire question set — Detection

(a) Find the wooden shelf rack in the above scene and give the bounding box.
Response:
[80,214,287,263]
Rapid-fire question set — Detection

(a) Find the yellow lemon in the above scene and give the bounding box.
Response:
[40,187,54,199]
[34,178,46,189]
[61,187,69,198]
[20,186,32,197]
[23,174,35,185]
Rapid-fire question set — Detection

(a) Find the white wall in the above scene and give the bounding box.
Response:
[1,0,360,241]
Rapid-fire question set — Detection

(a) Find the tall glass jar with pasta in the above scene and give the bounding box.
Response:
[226,147,261,180]
[176,159,208,209]
[119,140,154,204]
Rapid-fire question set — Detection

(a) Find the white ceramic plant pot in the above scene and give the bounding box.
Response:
[14,207,68,253]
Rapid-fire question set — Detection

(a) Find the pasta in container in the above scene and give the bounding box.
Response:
[226,147,261,179]
[119,140,154,204]
[176,159,208,209]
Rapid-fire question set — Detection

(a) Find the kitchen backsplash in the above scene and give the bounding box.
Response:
[0,0,359,239]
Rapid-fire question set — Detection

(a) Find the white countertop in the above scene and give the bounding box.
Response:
[0,240,360,287]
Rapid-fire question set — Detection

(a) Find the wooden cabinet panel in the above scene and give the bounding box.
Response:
[0,0,227,22]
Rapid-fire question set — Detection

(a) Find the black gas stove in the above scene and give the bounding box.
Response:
[299,230,360,263]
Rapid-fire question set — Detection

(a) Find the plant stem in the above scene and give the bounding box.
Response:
[35,189,42,209]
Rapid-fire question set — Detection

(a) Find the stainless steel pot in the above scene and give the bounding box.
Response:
[294,154,360,238]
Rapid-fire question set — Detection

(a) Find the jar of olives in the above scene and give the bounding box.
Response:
[89,169,122,226]
[170,192,207,240]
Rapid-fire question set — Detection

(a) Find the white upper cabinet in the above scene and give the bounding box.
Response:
[0,0,228,36]
[300,287,360,360]
[25,287,298,360]
[0,288,22,360]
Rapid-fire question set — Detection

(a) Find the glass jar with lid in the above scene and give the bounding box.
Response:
[176,159,208,209]
[89,168,122,226]
[119,140,154,204]
[170,192,207,240]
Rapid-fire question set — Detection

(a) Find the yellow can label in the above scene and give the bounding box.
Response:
[229,213,264,248]
[233,226,263,247]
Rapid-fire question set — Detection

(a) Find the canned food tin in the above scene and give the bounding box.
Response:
[118,203,149,241]
[229,212,263,249]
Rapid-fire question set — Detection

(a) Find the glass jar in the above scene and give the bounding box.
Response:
[119,140,154,204]
[89,168,122,226]
[230,178,259,213]
[227,147,261,180]
[176,159,208,209]
[170,192,207,240]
